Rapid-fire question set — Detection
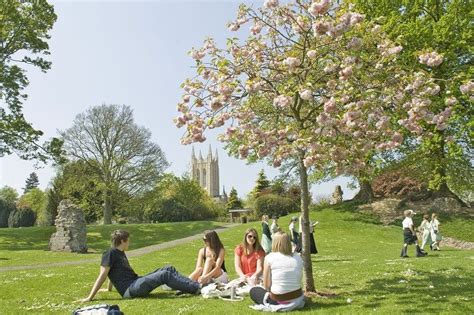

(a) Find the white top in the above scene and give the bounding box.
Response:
[419,220,431,231]
[265,252,303,294]
[431,219,439,231]
[289,222,295,232]
[402,217,413,229]
[270,222,279,234]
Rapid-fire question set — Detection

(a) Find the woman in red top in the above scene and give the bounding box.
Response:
[234,228,265,285]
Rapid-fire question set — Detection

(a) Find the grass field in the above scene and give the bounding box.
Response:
[0,221,224,267]
[0,203,472,314]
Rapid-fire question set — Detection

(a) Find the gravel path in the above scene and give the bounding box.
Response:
[0,223,239,273]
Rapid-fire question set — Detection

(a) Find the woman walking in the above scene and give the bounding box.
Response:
[430,213,442,251]
[419,214,432,251]
[261,215,272,254]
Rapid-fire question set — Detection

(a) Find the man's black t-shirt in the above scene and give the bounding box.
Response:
[101,248,138,296]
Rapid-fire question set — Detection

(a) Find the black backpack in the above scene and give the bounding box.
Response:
[72,304,124,315]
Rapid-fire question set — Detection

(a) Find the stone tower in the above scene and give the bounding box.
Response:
[191,145,220,197]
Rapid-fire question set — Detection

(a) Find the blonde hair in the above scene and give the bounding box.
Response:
[271,232,292,256]
[262,215,269,222]
[432,213,438,219]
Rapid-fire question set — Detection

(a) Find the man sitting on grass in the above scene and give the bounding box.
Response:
[78,230,201,302]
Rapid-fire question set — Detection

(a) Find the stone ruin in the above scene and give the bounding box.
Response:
[330,185,343,205]
[49,200,88,253]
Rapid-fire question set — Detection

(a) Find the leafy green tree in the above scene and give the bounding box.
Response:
[0,186,18,204]
[61,104,169,224]
[252,169,270,198]
[17,188,47,225]
[48,160,104,223]
[144,174,218,222]
[349,0,473,201]
[226,187,243,210]
[0,199,15,228]
[23,172,39,193]
[0,0,63,162]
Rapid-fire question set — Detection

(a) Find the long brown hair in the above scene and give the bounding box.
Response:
[241,228,264,256]
[204,230,224,259]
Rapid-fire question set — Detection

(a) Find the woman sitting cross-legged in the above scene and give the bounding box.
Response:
[249,232,305,312]
[189,230,228,284]
[234,228,265,286]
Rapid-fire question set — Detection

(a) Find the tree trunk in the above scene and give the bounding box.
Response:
[298,152,315,292]
[103,188,112,225]
[431,132,466,206]
[353,179,374,203]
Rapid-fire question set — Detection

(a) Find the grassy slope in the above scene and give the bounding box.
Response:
[0,221,224,267]
[0,205,472,314]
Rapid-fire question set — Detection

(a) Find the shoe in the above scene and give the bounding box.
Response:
[416,245,427,257]
[400,247,409,258]
[430,244,433,251]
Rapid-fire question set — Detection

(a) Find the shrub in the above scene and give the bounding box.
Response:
[372,169,428,198]
[8,207,36,228]
[254,194,298,218]
[0,199,15,228]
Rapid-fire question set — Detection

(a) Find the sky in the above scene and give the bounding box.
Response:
[0,0,356,200]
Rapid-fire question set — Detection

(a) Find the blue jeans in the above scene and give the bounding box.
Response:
[127,265,199,298]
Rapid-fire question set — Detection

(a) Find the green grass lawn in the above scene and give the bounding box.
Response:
[0,221,224,267]
[0,205,472,314]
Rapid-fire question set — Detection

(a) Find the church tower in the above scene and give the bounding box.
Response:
[191,145,220,197]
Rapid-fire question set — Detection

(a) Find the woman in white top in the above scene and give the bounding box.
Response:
[400,210,426,258]
[430,213,442,250]
[249,232,305,311]
[419,214,432,251]
[270,217,279,235]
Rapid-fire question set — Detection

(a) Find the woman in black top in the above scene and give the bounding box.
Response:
[189,230,228,284]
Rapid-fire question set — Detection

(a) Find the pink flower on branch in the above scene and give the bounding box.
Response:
[419,51,443,67]
[308,0,330,17]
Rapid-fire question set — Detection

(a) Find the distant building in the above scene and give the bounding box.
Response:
[191,145,226,201]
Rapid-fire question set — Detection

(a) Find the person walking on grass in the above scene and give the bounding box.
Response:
[430,213,442,251]
[298,215,319,254]
[77,230,201,302]
[261,215,272,254]
[400,210,427,258]
[289,217,301,253]
[270,216,280,235]
[419,214,432,251]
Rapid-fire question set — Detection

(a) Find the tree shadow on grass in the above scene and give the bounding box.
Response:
[351,267,474,313]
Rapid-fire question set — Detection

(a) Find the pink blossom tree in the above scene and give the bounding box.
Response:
[175,0,461,291]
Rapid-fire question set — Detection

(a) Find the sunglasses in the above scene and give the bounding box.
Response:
[246,235,256,240]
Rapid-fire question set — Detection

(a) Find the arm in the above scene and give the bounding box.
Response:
[202,248,226,279]
[251,255,264,280]
[263,261,271,291]
[195,248,204,269]
[234,250,246,279]
[77,266,110,302]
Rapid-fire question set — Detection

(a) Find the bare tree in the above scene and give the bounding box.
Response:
[61,104,169,224]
